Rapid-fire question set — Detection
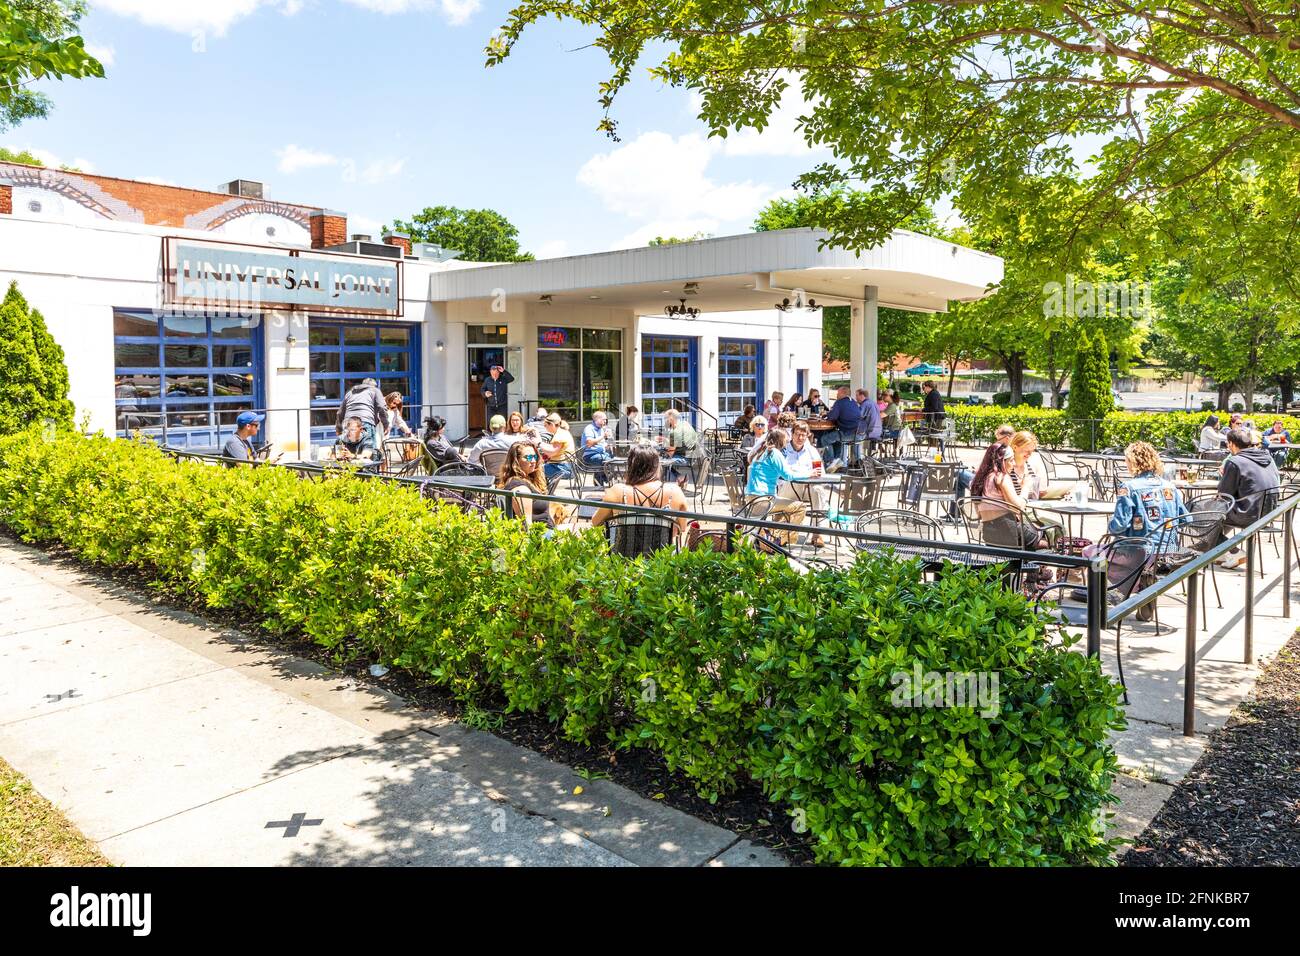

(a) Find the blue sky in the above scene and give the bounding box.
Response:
[6,0,829,257]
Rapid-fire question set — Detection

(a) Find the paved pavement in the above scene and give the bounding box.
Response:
[0,538,783,867]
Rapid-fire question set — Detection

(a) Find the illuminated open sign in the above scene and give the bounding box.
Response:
[538,328,569,347]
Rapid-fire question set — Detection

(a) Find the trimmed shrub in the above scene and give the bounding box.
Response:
[0,429,1126,865]
[993,391,1043,408]
[1066,331,1115,451]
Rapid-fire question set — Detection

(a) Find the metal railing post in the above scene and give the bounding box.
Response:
[1286,505,1294,619]
[1244,534,1255,664]
[1086,555,1107,657]
[1184,569,1198,737]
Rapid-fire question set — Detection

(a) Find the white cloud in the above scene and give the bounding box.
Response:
[9,147,95,173]
[137,175,179,186]
[85,44,116,68]
[95,1,297,37]
[533,239,570,259]
[340,0,482,26]
[348,215,384,236]
[70,157,97,173]
[276,144,340,174]
[359,157,406,184]
[577,130,777,248]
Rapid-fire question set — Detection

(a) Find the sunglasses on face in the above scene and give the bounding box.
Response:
[522,454,538,462]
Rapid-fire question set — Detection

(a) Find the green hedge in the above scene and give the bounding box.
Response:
[950,406,1300,455]
[0,430,1125,865]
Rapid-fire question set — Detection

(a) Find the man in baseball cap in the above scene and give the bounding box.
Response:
[468,414,515,467]
[221,411,265,466]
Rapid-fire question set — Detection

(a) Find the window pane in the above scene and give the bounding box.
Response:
[344,351,377,374]
[165,374,210,398]
[311,378,340,402]
[582,328,622,350]
[165,344,208,368]
[310,408,336,428]
[378,326,409,346]
[213,373,254,397]
[114,312,158,337]
[310,350,340,374]
[379,377,409,397]
[538,350,580,417]
[212,344,254,368]
[166,404,213,428]
[378,351,408,373]
[344,326,375,346]
[310,326,337,347]
[212,316,254,340]
[115,342,158,368]
[116,374,160,400]
[117,407,162,431]
[163,314,207,338]
[468,325,508,345]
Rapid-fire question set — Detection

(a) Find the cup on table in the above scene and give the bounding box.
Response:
[812,460,823,477]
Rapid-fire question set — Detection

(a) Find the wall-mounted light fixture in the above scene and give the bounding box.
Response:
[436,340,445,352]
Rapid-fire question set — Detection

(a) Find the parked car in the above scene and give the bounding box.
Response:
[905,362,947,376]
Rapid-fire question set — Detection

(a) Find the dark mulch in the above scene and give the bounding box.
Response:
[1122,630,1300,866]
[8,532,816,865]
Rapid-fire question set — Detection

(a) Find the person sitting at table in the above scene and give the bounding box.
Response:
[775,410,797,441]
[1105,441,1187,555]
[221,410,267,467]
[614,404,642,443]
[525,406,549,439]
[783,421,828,545]
[421,415,464,468]
[539,413,576,485]
[581,410,614,485]
[662,408,699,484]
[468,415,514,467]
[385,392,414,438]
[335,416,377,462]
[746,429,814,546]
[591,444,688,537]
[948,423,1014,521]
[921,381,945,435]
[496,441,553,529]
[824,385,862,471]
[734,404,758,433]
[881,390,904,440]
[1215,426,1280,569]
[763,391,784,425]
[1263,419,1293,468]
[504,411,532,444]
[1198,414,1225,453]
[802,390,829,418]
[783,392,804,415]
[741,417,769,462]
[970,437,1055,551]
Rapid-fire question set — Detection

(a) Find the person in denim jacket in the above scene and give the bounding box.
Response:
[1108,441,1188,553]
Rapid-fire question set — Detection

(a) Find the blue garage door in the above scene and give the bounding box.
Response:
[113,309,263,449]
[640,335,697,422]
[309,321,421,442]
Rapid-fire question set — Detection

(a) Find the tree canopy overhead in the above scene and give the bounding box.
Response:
[488,1,1300,282]
[1,1,103,132]
[386,205,534,263]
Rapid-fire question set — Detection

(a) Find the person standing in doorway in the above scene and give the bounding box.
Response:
[481,364,514,424]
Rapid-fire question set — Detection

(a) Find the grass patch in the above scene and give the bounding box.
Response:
[0,756,111,866]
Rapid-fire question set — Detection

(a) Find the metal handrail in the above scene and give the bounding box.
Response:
[1101,489,1300,736]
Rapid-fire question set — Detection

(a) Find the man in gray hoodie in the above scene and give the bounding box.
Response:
[1215,428,1280,568]
[336,377,389,449]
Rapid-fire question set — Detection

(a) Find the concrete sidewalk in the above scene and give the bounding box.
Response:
[0,539,781,867]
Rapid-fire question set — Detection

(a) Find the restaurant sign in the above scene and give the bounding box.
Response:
[164,238,401,315]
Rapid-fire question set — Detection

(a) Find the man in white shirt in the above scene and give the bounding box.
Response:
[782,421,829,513]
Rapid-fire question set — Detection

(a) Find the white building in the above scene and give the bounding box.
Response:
[0,162,1002,457]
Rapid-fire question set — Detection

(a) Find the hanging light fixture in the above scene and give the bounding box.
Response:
[775,293,818,312]
[665,298,700,320]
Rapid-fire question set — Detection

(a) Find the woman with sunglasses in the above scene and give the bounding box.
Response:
[497,440,552,528]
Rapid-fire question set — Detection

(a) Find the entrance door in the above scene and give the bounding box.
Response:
[468,346,505,432]
[717,338,763,426]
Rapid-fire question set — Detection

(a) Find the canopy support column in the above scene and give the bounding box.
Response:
[850,285,879,400]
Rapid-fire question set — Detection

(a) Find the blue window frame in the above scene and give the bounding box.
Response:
[640,335,698,422]
[717,338,764,426]
[113,309,264,448]
[309,320,421,442]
